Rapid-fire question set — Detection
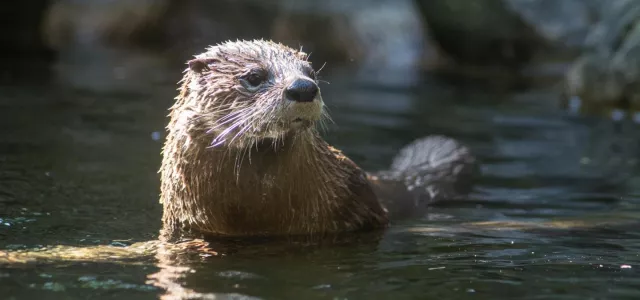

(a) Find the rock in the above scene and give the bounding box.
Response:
[42,0,278,92]
[414,0,546,69]
[270,10,363,67]
[44,0,640,93]
[42,0,170,50]
[41,0,426,91]
[565,53,625,107]
[564,0,640,111]
[505,0,594,49]
[267,0,426,87]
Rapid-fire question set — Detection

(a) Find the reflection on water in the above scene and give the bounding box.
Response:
[1,59,640,299]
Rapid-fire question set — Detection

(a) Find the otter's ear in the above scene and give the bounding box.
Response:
[188,58,219,73]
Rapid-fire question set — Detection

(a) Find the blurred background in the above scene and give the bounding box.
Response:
[2,1,640,299]
[3,0,640,105]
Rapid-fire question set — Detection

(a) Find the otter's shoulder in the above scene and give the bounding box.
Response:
[324,144,388,226]
[327,145,349,161]
[325,145,367,177]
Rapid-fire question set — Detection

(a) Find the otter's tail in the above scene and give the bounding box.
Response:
[387,135,479,204]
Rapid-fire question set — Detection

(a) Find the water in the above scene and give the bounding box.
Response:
[1,62,640,299]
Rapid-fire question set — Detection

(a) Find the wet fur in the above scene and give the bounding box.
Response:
[160,40,388,242]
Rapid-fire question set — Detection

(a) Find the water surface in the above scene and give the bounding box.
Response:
[1,63,639,299]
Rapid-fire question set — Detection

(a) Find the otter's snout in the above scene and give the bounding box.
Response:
[285,79,318,103]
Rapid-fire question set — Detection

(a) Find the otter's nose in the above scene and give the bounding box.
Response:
[285,79,318,102]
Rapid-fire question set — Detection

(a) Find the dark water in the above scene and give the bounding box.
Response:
[1,61,640,299]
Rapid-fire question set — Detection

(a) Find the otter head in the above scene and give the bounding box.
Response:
[181,40,325,148]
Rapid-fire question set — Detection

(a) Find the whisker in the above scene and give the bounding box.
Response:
[316,62,327,75]
[321,106,335,125]
[209,114,253,147]
[205,106,256,141]
[226,108,266,146]
[207,111,250,133]
[230,103,274,177]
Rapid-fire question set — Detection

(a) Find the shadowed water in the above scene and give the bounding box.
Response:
[1,62,639,299]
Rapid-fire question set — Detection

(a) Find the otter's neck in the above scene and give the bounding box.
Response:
[217,132,327,181]
[160,126,387,240]
[204,130,347,229]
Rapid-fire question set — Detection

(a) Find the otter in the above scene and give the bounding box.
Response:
[159,39,477,242]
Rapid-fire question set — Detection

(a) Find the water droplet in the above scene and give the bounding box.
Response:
[42,282,66,292]
[567,96,582,114]
[151,131,162,141]
[313,284,331,290]
[110,241,128,247]
[78,276,97,282]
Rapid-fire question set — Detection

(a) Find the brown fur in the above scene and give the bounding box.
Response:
[159,40,388,242]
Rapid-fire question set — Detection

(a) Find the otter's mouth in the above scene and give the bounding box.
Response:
[288,118,313,130]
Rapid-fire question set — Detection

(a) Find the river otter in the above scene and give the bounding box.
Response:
[159,39,477,242]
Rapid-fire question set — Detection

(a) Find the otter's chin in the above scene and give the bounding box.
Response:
[290,118,315,130]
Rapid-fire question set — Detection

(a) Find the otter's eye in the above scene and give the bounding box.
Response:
[246,73,263,86]
[240,71,267,88]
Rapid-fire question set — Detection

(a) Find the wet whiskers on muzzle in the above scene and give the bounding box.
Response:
[205,75,326,149]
